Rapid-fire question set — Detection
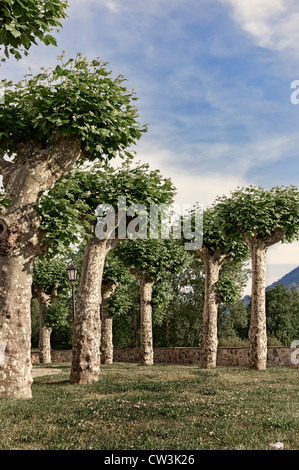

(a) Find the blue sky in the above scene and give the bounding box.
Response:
[2,0,299,290]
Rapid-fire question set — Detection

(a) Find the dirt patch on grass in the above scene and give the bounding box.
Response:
[32,368,63,378]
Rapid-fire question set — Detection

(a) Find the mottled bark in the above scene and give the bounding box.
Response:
[245,230,285,370]
[248,241,268,370]
[138,274,154,366]
[0,251,34,398]
[198,247,226,369]
[0,135,83,398]
[70,239,113,384]
[39,325,52,364]
[100,282,118,365]
[36,289,54,364]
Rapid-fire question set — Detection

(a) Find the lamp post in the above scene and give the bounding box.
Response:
[67,263,78,322]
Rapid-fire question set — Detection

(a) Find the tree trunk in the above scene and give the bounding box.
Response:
[138,275,154,366]
[0,250,34,398]
[0,135,83,399]
[37,290,52,364]
[100,282,118,365]
[70,239,109,384]
[197,247,226,369]
[248,241,268,370]
[39,326,52,364]
[201,257,222,369]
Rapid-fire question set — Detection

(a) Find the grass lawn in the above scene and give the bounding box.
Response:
[0,363,298,450]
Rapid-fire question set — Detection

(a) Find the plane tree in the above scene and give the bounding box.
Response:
[39,160,175,383]
[191,205,249,369]
[100,252,134,364]
[216,185,299,369]
[32,255,70,363]
[0,55,145,398]
[115,238,188,366]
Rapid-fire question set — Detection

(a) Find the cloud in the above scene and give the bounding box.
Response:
[267,241,299,265]
[127,143,249,207]
[220,0,299,56]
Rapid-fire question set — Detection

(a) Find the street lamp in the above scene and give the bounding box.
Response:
[67,263,78,322]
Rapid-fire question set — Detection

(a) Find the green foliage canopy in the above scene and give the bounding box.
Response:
[33,255,69,294]
[216,185,299,242]
[116,238,188,282]
[38,160,175,252]
[103,252,133,287]
[200,205,249,261]
[0,0,68,60]
[0,54,146,159]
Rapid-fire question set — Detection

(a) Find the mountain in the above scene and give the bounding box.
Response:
[243,266,299,306]
[267,266,299,291]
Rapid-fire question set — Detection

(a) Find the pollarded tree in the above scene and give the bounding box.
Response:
[217,185,299,369]
[115,238,188,365]
[192,205,249,369]
[0,0,68,61]
[39,160,175,383]
[100,252,134,364]
[32,255,70,363]
[0,55,145,398]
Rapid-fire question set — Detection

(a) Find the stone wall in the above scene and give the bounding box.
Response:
[113,347,298,368]
[31,350,72,364]
[31,347,299,368]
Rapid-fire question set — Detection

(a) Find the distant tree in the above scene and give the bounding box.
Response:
[116,238,188,365]
[266,284,299,345]
[112,277,140,349]
[32,255,70,363]
[217,185,299,370]
[218,300,249,346]
[100,252,133,364]
[0,0,68,61]
[153,254,205,347]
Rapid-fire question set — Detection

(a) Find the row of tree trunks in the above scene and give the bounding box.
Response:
[32,238,270,387]
[76,242,268,374]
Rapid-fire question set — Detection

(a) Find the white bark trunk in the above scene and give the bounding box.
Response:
[202,258,222,368]
[0,134,83,398]
[100,282,118,365]
[248,241,268,370]
[70,239,108,384]
[197,247,226,369]
[37,290,52,364]
[39,326,52,364]
[0,251,34,398]
[138,275,154,366]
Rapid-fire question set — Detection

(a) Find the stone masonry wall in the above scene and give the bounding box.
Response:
[31,347,299,368]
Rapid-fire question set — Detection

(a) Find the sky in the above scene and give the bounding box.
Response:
[2,0,299,292]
